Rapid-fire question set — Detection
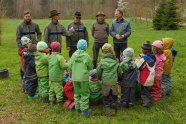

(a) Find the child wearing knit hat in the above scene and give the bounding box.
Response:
[97,43,120,110]
[151,40,166,103]
[34,41,50,103]
[119,48,137,109]
[68,39,93,115]
[48,41,67,105]
[135,41,156,108]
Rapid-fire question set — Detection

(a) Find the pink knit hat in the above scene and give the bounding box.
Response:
[51,41,61,52]
[152,40,163,49]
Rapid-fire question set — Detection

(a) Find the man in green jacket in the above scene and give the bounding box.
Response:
[34,41,50,103]
[68,39,93,115]
[66,12,89,57]
[97,43,120,109]
[44,10,74,52]
[48,42,67,104]
[91,11,109,68]
[16,11,42,49]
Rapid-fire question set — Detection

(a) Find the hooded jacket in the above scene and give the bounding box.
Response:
[155,53,166,78]
[68,50,93,81]
[135,54,156,86]
[34,52,49,78]
[97,54,120,86]
[162,38,174,75]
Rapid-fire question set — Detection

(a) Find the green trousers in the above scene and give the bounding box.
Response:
[38,77,49,98]
[49,81,63,103]
[73,81,90,111]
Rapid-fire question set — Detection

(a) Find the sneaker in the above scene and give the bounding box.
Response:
[63,100,71,108]
[81,109,92,115]
[121,102,128,108]
[110,103,117,110]
[68,102,75,109]
[128,102,134,109]
[76,109,81,113]
[28,94,39,99]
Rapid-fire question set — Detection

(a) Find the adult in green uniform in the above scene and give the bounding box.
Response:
[66,12,89,57]
[44,10,74,52]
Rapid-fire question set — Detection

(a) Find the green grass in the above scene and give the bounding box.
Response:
[0,19,186,123]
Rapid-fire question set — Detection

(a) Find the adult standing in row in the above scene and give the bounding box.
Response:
[44,10,74,52]
[91,11,109,69]
[16,11,42,81]
[110,9,132,60]
[66,12,89,57]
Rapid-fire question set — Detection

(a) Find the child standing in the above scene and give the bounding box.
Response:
[34,41,50,103]
[23,44,38,98]
[119,48,137,108]
[48,42,67,104]
[151,40,166,103]
[162,38,174,97]
[19,36,31,93]
[68,39,93,115]
[97,43,120,110]
[135,41,156,108]
[89,69,102,105]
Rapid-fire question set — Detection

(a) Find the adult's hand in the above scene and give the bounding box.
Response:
[66,47,71,51]
[115,34,120,40]
[120,35,125,39]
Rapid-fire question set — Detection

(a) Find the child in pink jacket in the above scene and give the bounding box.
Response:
[151,40,166,103]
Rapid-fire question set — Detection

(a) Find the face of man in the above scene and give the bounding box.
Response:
[52,15,59,22]
[74,17,81,23]
[115,10,122,20]
[97,15,104,22]
[24,14,31,23]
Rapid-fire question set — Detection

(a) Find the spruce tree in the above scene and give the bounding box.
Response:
[153,0,167,30]
[162,0,182,30]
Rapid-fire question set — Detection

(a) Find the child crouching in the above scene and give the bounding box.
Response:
[97,43,120,110]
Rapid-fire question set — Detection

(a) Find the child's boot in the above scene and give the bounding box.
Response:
[28,93,39,99]
[81,109,92,115]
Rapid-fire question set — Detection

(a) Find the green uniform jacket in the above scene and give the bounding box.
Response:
[97,54,120,86]
[68,50,93,81]
[66,22,89,47]
[89,79,102,101]
[34,52,49,78]
[48,52,67,82]
[16,20,42,48]
[44,21,73,47]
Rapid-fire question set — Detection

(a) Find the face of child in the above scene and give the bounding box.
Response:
[26,42,31,47]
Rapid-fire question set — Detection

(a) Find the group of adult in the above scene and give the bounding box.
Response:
[16,9,131,69]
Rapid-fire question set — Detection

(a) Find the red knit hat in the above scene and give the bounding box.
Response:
[51,41,61,52]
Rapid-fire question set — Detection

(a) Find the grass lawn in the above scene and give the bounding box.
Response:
[0,19,186,123]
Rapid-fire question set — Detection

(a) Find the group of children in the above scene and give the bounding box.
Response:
[19,36,177,115]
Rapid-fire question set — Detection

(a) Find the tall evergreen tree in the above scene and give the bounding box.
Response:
[153,0,167,30]
[162,0,182,30]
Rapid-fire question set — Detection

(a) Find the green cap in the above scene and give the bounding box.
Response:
[37,41,48,51]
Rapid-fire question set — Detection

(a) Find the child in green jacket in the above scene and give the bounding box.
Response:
[48,42,67,104]
[34,41,50,103]
[97,43,120,110]
[68,39,93,115]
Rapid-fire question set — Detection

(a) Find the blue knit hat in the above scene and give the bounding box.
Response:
[77,39,87,50]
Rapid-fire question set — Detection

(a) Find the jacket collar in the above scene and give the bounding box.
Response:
[51,20,59,25]
[97,19,105,24]
[24,19,32,25]
[116,17,124,23]
[74,21,82,25]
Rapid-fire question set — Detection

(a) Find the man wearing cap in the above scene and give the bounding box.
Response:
[110,9,131,60]
[66,12,89,57]
[91,11,109,68]
[44,10,74,52]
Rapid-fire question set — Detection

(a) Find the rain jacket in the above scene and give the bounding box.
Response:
[34,52,49,78]
[89,78,102,101]
[68,50,93,81]
[44,21,73,47]
[48,52,67,82]
[135,54,156,86]
[97,54,120,86]
[155,53,166,78]
[162,38,174,75]
[16,20,42,48]
[110,17,131,44]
